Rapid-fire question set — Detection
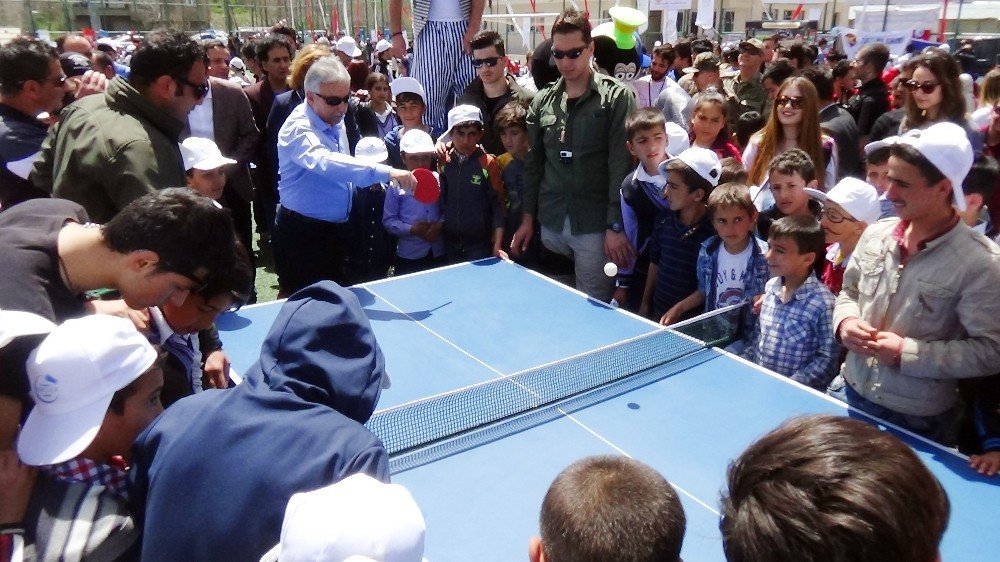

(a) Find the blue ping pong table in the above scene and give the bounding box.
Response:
[217,259,1000,562]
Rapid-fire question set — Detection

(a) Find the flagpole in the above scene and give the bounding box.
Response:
[881,0,889,32]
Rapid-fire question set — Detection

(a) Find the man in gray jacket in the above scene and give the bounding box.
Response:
[832,122,1000,445]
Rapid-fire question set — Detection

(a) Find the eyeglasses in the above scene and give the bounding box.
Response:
[552,45,589,60]
[174,75,210,100]
[821,207,858,224]
[313,92,352,106]
[904,80,940,94]
[776,95,805,109]
[471,56,501,68]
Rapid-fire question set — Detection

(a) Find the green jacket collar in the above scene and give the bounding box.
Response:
[105,76,185,143]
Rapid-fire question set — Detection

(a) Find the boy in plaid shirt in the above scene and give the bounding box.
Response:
[748,215,839,390]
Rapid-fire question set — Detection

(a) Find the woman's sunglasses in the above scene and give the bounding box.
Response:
[904,80,940,94]
[776,95,804,109]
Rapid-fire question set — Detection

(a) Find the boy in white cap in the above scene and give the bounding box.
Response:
[12,315,163,560]
[260,473,426,562]
[180,136,237,201]
[383,129,446,275]
[345,138,394,284]
[438,104,506,263]
[804,177,881,295]
[833,121,1000,445]
[640,146,720,324]
[383,77,443,169]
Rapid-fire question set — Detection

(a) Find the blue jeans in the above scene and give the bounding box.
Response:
[827,377,960,446]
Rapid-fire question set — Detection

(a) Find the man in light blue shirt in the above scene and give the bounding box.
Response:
[273,57,416,294]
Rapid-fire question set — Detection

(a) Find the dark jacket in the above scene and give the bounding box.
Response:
[129,282,390,562]
[820,103,862,180]
[440,147,505,243]
[848,77,889,136]
[32,76,186,222]
[0,103,49,210]
[458,75,535,156]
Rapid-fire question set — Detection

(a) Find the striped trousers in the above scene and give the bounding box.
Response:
[412,20,476,130]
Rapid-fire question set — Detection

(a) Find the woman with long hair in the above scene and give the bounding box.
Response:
[900,48,983,149]
[743,76,837,197]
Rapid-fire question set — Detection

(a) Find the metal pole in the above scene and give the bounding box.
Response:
[953,0,964,39]
[938,0,949,42]
[223,0,235,35]
[881,0,889,32]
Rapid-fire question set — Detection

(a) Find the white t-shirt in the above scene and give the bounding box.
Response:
[714,242,752,309]
[428,0,464,21]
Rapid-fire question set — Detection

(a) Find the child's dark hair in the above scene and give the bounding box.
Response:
[692,89,730,139]
[625,107,667,142]
[719,157,748,184]
[199,241,254,309]
[540,455,686,562]
[664,159,714,199]
[495,99,528,131]
[866,145,892,167]
[768,215,825,265]
[735,112,765,148]
[963,154,1000,202]
[768,148,817,184]
[721,415,949,562]
[708,182,756,218]
[365,71,388,91]
[395,91,425,106]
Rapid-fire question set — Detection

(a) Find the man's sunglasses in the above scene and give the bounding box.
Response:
[552,45,589,60]
[174,75,210,100]
[904,80,940,94]
[313,92,352,106]
[776,95,805,109]
[471,56,501,68]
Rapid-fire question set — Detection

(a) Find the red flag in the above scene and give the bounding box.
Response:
[332,9,339,35]
[791,4,803,20]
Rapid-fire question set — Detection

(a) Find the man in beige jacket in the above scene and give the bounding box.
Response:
[832,122,1000,445]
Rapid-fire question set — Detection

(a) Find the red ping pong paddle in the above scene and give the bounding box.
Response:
[412,168,440,204]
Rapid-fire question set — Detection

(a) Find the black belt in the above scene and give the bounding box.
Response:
[276,204,346,227]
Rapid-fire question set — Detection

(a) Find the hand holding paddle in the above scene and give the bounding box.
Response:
[389,168,417,191]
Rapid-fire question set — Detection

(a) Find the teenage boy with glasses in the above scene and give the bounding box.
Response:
[513,9,637,302]
[32,29,208,223]
[457,30,534,157]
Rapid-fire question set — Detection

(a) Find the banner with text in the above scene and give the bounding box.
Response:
[838,27,914,58]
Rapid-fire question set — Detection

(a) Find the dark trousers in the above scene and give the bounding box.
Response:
[445,235,491,264]
[272,205,348,294]
[221,186,254,254]
[395,251,446,276]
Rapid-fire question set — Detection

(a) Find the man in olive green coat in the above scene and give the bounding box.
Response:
[511,10,636,302]
[33,30,207,223]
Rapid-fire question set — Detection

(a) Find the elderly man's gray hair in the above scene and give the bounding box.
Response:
[304,56,350,93]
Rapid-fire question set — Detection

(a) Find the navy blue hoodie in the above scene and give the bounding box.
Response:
[128,282,389,561]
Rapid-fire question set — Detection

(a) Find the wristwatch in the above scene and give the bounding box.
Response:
[608,222,623,233]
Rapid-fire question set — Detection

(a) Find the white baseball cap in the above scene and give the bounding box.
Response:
[355,137,389,163]
[274,473,426,562]
[375,39,393,55]
[180,137,237,172]
[439,104,483,144]
[229,57,246,71]
[17,315,158,466]
[664,122,691,157]
[336,36,362,58]
[0,310,55,350]
[805,177,881,225]
[659,146,722,188]
[392,77,426,103]
[400,129,436,155]
[862,122,974,211]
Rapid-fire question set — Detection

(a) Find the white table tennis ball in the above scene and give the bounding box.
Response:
[604,262,618,277]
